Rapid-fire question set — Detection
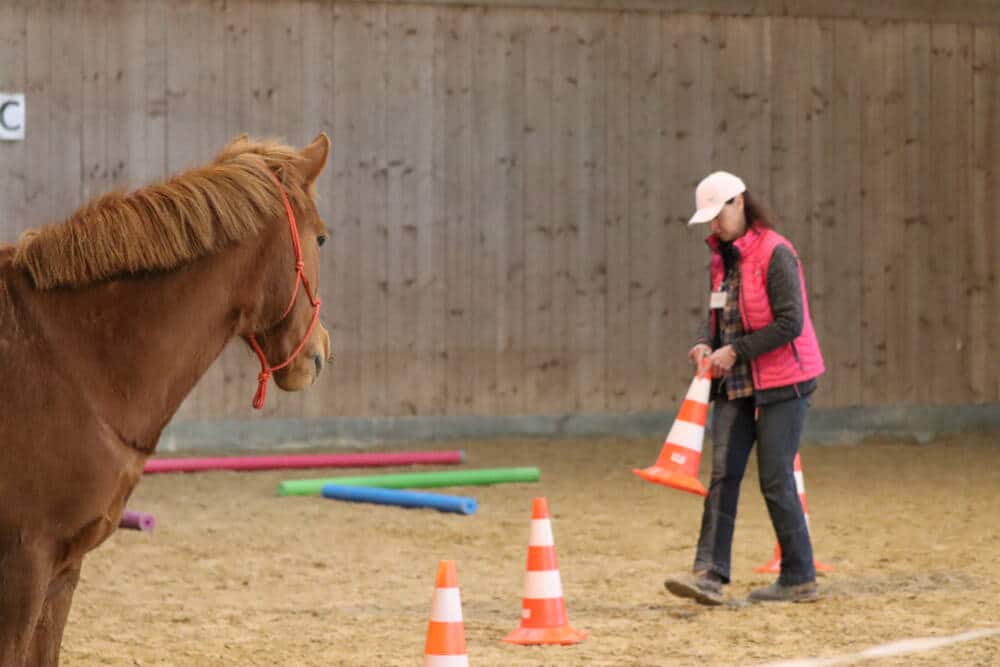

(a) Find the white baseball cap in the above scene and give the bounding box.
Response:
[688,171,747,225]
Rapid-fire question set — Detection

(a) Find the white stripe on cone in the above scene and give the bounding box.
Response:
[794,470,805,493]
[430,588,463,623]
[529,518,554,546]
[685,377,711,402]
[523,570,564,599]
[665,420,705,452]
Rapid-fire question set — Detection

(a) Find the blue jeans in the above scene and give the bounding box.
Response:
[693,393,816,585]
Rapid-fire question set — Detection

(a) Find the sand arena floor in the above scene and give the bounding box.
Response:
[64,433,999,666]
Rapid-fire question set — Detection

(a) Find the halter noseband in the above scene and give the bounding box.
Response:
[247,172,322,409]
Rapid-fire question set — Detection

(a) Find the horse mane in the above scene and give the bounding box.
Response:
[12,136,315,290]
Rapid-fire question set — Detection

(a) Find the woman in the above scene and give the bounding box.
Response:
[664,171,825,604]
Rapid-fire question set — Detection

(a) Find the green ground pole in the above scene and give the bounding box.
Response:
[277,466,541,497]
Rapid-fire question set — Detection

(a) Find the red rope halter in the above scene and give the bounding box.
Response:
[247,172,322,409]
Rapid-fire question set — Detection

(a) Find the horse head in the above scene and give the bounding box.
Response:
[219,134,334,407]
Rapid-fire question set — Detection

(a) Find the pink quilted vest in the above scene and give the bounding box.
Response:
[707,226,825,390]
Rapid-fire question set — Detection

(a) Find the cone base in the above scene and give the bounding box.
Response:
[632,466,707,497]
[753,556,836,574]
[502,623,588,646]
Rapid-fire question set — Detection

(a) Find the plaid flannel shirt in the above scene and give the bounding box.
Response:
[718,265,754,400]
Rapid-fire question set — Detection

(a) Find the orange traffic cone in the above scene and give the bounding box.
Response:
[503,498,587,646]
[754,453,834,574]
[633,357,712,496]
[423,560,469,667]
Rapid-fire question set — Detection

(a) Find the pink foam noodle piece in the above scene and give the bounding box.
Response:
[119,510,156,532]
[143,450,466,474]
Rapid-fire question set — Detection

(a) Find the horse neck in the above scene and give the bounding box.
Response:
[25,233,274,451]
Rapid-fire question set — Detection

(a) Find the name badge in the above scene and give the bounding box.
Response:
[710,291,726,309]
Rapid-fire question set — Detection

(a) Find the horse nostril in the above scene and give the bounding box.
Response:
[314,354,323,377]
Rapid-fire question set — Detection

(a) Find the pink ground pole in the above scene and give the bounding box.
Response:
[143,450,466,474]
[119,510,156,531]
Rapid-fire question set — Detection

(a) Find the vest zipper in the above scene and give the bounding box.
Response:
[790,340,804,370]
[737,264,760,389]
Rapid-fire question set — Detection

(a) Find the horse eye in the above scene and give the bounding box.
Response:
[317,234,327,247]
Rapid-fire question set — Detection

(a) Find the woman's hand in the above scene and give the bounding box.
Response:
[708,344,737,376]
[688,344,711,368]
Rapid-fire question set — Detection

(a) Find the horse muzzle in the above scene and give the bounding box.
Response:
[274,323,332,391]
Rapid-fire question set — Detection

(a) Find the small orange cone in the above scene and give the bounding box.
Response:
[503,498,587,646]
[633,357,712,496]
[754,453,834,574]
[423,560,469,667]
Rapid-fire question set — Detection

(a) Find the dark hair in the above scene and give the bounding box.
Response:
[742,190,779,230]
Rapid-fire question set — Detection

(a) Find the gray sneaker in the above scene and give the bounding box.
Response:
[664,571,724,606]
[747,581,820,603]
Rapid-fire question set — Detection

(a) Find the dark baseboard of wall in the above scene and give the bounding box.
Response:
[158,403,1000,453]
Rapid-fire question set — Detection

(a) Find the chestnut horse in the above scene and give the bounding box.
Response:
[0,133,332,666]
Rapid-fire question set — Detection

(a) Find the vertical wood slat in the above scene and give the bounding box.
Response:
[491,10,526,414]
[346,3,389,415]
[859,21,887,406]
[714,17,771,197]
[440,7,475,414]
[571,12,607,411]
[223,0,252,136]
[625,11,663,411]
[602,10,630,412]
[49,2,81,227]
[971,26,999,402]
[143,1,168,189]
[828,19,864,407]
[166,0,202,174]
[655,12,681,406]
[386,5,439,414]
[551,11,580,411]
[928,24,967,405]
[901,22,931,405]
[953,24,976,403]
[426,8,449,416]
[106,0,143,193]
[81,0,110,205]
[882,23,907,404]
[328,3,366,417]
[23,1,51,231]
[522,9,555,411]
[470,8,508,414]
[769,17,805,249]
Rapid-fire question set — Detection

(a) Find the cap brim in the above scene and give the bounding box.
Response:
[688,204,722,225]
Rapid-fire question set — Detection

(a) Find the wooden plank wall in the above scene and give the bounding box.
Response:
[0,1,997,420]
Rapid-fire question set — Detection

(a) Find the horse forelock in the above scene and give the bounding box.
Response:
[12,138,314,290]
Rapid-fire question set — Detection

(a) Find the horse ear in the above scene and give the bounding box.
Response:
[299,133,330,185]
[215,133,251,162]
